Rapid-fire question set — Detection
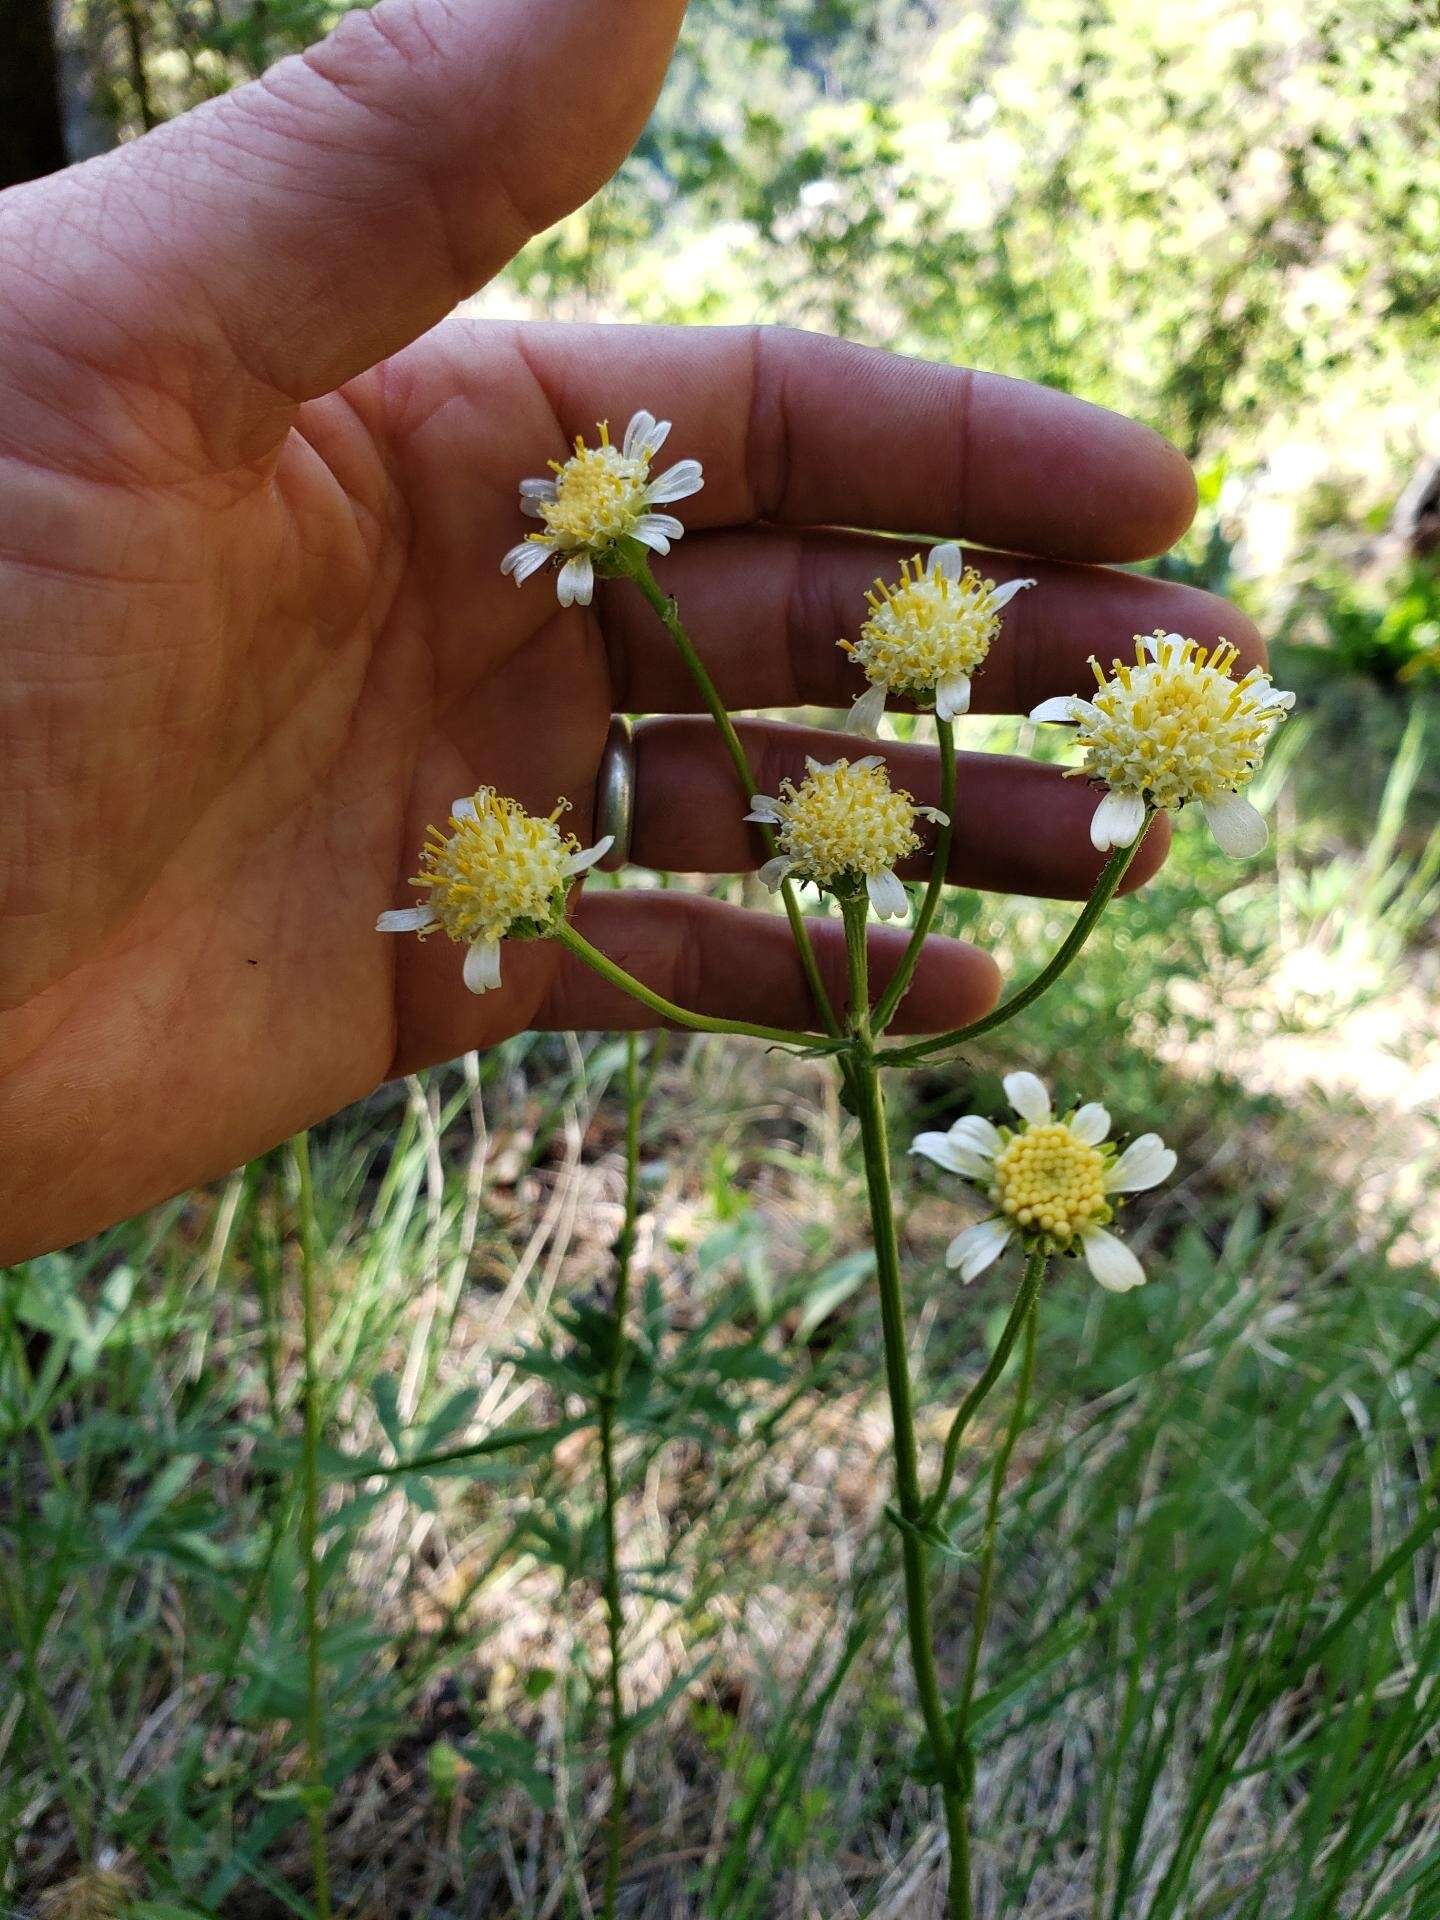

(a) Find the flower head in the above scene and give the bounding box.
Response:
[501,409,704,608]
[910,1071,1176,1291]
[842,543,1034,735]
[376,789,611,993]
[746,755,946,920]
[1030,632,1294,857]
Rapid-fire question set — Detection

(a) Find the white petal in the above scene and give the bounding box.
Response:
[645,458,704,505]
[758,856,796,892]
[1070,1102,1111,1146]
[556,554,595,608]
[519,477,558,501]
[1003,1071,1052,1124]
[850,754,885,773]
[1255,684,1296,712]
[635,511,685,542]
[520,497,547,520]
[935,673,971,720]
[916,805,950,824]
[562,836,613,876]
[945,1217,1014,1283]
[502,540,551,584]
[623,410,671,461]
[1029,695,1083,725]
[909,1133,994,1179]
[1106,1133,1177,1193]
[463,938,503,995]
[450,795,479,823]
[948,1114,1002,1158]
[629,522,672,555]
[745,795,785,825]
[928,542,964,579]
[846,682,888,738]
[987,576,1036,610]
[867,868,909,920]
[1090,789,1146,851]
[1203,792,1269,859]
[376,906,438,934]
[1080,1225,1146,1293]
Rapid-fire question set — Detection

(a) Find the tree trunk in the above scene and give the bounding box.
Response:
[0,0,69,187]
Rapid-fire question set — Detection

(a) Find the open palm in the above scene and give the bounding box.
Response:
[0,0,1258,1261]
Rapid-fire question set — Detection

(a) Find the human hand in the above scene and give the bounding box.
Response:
[0,0,1261,1261]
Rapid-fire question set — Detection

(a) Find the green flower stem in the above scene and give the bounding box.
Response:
[872,715,957,1034]
[623,555,842,1040]
[599,1034,642,1920]
[554,920,837,1052]
[879,822,1152,1069]
[952,1291,1039,1766]
[290,1131,332,1920]
[921,1249,1047,1529]
[840,897,971,1919]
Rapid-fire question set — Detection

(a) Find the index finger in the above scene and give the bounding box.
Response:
[510,322,1197,564]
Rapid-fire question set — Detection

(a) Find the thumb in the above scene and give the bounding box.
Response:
[0,0,686,464]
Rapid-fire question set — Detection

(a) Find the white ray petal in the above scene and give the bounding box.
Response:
[945,1216,1014,1283]
[623,410,671,461]
[463,938,503,995]
[629,521,672,554]
[916,805,950,824]
[502,540,552,584]
[556,553,595,608]
[948,1113,1002,1158]
[987,576,1036,609]
[1003,1071,1052,1124]
[1070,1102,1111,1146]
[563,837,614,876]
[928,541,964,579]
[1090,789,1146,851]
[1106,1133,1177,1193]
[635,511,685,542]
[1080,1225,1146,1292]
[935,672,971,720]
[450,795,479,823]
[1203,792,1269,858]
[646,458,704,504]
[867,868,909,920]
[909,1133,994,1179]
[745,795,785,824]
[519,477,557,500]
[846,682,888,738]
[375,906,437,934]
[1029,695,1083,724]
[757,855,796,892]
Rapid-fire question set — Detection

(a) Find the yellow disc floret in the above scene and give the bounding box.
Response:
[774,758,921,887]
[841,556,1003,696]
[1077,633,1288,809]
[411,790,579,945]
[535,423,651,551]
[990,1122,1111,1247]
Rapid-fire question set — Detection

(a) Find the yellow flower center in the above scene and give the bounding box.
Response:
[774,758,920,887]
[536,423,651,549]
[991,1122,1109,1245]
[1077,634,1287,808]
[411,790,578,945]
[840,557,1002,695]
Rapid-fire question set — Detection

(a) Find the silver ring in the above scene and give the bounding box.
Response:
[595,714,636,871]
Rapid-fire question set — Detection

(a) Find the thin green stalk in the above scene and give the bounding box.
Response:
[880,825,1150,1068]
[953,1295,1039,1766]
[599,1033,643,1919]
[553,921,836,1052]
[872,715,957,1033]
[290,1131,332,1920]
[922,1250,1048,1527]
[623,555,842,1040]
[840,897,970,1919]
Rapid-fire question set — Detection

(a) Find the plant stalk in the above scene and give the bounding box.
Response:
[872,715,957,1033]
[599,1033,643,1918]
[624,556,842,1039]
[290,1131,332,1920]
[880,825,1151,1067]
[840,897,971,1918]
